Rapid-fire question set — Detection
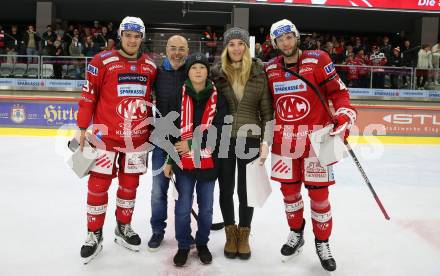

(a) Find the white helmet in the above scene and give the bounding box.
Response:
[270,19,300,48]
[118,16,145,38]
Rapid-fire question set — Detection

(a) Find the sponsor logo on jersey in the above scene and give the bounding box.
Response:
[302,58,318,64]
[102,56,119,65]
[130,65,137,71]
[109,63,124,71]
[141,64,154,74]
[275,95,310,122]
[116,97,148,121]
[144,59,157,69]
[87,64,98,76]
[100,51,113,58]
[299,66,313,74]
[118,73,148,84]
[285,71,292,78]
[117,84,147,96]
[306,51,321,57]
[273,80,307,95]
[265,64,278,72]
[324,62,335,75]
[267,71,282,79]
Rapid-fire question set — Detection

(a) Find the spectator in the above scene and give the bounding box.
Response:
[342,52,361,87]
[353,36,365,53]
[416,44,433,89]
[323,41,337,62]
[54,23,65,38]
[255,42,264,60]
[53,39,65,79]
[105,38,116,51]
[0,25,5,56]
[23,25,40,64]
[401,40,417,87]
[91,20,102,36]
[388,47,402,89]
[201,25,217,63]
[355,49,369,88]
[381,36,392,62]
[5,25,22,64]
[69,32,83,79]
[368,45,387,88]
[41,25,57,56]
[82,36,100,57]
[255,26,266,45]
[63,24,75,45]
[431,40,440,85]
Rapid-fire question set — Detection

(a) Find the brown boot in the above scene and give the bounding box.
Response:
[224,224,238,258]
[237,226,251,260]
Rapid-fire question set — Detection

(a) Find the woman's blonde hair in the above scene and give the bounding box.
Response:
[221,44,252,86]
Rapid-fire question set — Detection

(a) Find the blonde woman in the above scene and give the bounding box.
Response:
[211,27,273,260]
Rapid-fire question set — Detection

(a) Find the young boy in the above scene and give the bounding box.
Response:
[163,53,229,266]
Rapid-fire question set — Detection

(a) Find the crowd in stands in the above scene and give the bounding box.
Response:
[0,21,439,89]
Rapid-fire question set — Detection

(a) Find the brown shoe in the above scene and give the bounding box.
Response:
[237,226,251,260]
[224,224,238,258]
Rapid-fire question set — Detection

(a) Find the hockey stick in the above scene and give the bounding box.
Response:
[282,65,390,220]
[170,177,225,230]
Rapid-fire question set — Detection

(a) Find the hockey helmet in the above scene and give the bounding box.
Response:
[270,19,300,48]
[118,16,145,38]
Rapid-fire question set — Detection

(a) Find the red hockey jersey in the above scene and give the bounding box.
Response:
[77,50,157,150]
[266,50,354,158]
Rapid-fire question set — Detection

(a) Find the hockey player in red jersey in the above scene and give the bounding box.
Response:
[265,19,357,272]
[77,16,157,264]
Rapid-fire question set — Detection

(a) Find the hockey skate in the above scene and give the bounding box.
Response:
[281,220,305,263]
[114,222,141,251]
[315,239,337,271]
[80,229,103,264]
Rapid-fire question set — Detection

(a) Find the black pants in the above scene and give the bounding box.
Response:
[218,137,260,228]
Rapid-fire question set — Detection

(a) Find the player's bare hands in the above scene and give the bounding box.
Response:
[164,164,173,178]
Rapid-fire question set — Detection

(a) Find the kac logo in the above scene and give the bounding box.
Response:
[275,95,310,122]
[116,98,148,121]
[11,104,26,124]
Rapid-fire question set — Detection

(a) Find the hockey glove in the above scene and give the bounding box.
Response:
[329,107,357,139]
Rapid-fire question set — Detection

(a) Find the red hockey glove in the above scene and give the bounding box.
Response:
[330,107,357,139]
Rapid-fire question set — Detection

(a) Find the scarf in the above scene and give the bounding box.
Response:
[180,82,218,170]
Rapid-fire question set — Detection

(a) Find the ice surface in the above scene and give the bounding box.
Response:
[1,136,439,276]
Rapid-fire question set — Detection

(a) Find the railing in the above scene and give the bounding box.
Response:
[1,53,440,92]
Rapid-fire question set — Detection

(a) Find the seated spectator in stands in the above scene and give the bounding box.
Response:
[334,39,345,63]
[389,47,402,89]
[106,39,116,51]
[94,26,110,50]
[355,49,369,88]
[323,41,337,62]
[5,25,22,64]
[106,22,118,41]
[91,20,102,36]
[24,25,40,64]
[368,45,387,88]
[54,23,65,38]
[82,35,100,57]
[353,36,365,53]
[342,52,363,88]
[417,44,433,89]
[41,25,57,56]
[255,42,264,60]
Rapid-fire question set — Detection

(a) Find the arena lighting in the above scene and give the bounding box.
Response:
[165,0,440,13]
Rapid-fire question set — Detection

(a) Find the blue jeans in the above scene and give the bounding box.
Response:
[150,147,170,235]
[174,172,215,249]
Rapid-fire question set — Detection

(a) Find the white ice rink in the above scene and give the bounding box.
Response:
[1,136,439,276]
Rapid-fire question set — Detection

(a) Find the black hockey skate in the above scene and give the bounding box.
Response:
[80,229,103,264]
[281,220,305,263]
[315,239,337,271]
[114,222,141,251]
